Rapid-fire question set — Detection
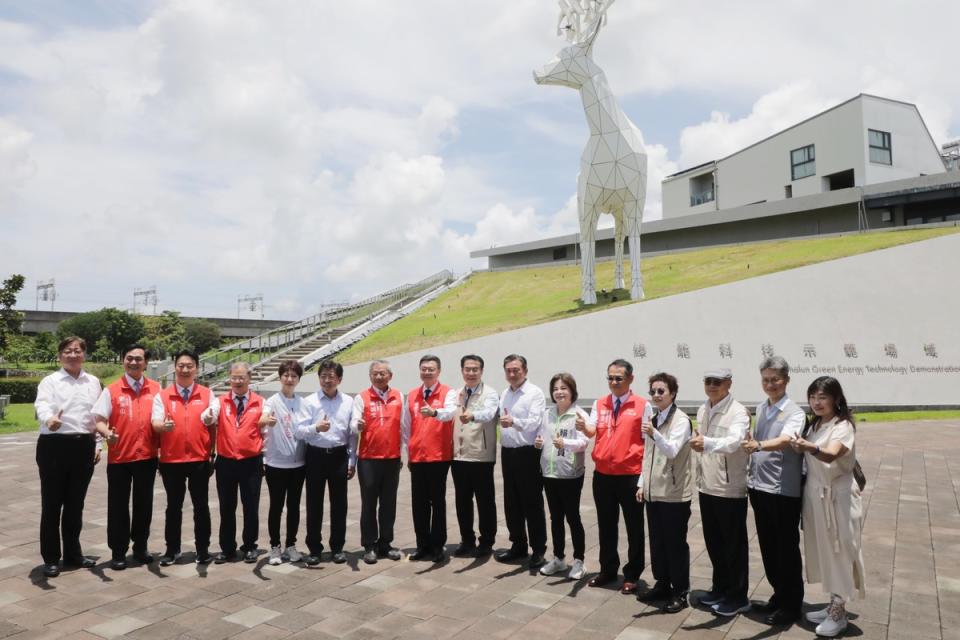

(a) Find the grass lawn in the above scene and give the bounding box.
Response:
[339,227,958,364]
[856,410,960,423]
[0,403,37,434]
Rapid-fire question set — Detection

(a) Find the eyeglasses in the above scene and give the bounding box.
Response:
[704,378,726,386]
[176,363,197,370]
[649,388,668,396]
[607,376,625,383]
[61,349,84,355]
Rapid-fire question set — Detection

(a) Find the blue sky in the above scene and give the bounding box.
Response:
[2,0,958,319]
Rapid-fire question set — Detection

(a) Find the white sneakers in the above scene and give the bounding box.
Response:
[806,606,830,624]
[539,557,568,576]
[812,600,848,637]
[567,559,585,580]
[268,546,282,566]
[283,546,302,563]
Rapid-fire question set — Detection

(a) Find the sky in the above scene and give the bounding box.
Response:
[1,0,958,320]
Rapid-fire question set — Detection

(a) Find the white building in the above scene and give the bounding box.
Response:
[662,94,946,219]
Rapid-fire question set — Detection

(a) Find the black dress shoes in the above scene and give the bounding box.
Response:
[132,551,154,565]
[110,558,127,571]
[527,553,547,569]
[638,583,672,603]
[753,599,778,613]
[243,549,258,563]
[588,573,617,588]
[42,563,60,578]
[494,548,528,563]
[453,543,476,558]
[765,609,799,626]
[64,556,95,569]
[432,549,446,563]
[410,549,432,561]
[663,595,689,614]
[473,544,493,558]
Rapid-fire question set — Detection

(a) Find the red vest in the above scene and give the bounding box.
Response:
[406,383,454,463]
[106,376,161,464]
[358,387,403,460]
[158,384,214,463]
[592,393,647,475]
[216,392,264,460]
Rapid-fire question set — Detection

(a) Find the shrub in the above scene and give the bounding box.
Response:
[0,378,40,403]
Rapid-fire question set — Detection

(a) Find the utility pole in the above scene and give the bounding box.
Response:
[134,286,158,315]
[36,279,56,311]
[238,294,264,319]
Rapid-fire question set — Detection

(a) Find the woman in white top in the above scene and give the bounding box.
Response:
[534,373,590,580]
[259,360,307,565]
[635,371,694,614]
[790,376,866,637]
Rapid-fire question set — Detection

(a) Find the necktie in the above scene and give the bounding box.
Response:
[613,398,622,419]
[181,387,190,403]
[133,380,142,395]
[236,396,245,420]
[424,388,432,402]
[464,387,473,408]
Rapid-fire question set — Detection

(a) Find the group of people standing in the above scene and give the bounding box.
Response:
[34,336,866,637]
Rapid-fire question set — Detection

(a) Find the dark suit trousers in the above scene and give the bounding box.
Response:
[409,461,450,552]
[592,471,645,580]
[749,488,803,614]
[357,458,401,551]
[451,460,497,548]
[216,455,263,553]
[107,457,158,559]
[501,446,546,555]
[699,492,749,601]
[646,500,691,595]
[305,445,348,555]
[36,434,95,564]
[264,465,306,548]
[159,461,211,555]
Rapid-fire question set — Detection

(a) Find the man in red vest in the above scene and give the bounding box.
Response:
[402,354,457,563]
[93,344,161,571]
[150,350,218,566]
[582,358,652,594]
[351,359,404,564]
[213,362,265,564]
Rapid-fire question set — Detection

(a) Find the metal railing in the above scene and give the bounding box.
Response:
[165,269,454,385]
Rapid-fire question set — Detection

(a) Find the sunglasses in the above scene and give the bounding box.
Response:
[606,375,625,383]
[649,388,668,396]
[704,378,727,386]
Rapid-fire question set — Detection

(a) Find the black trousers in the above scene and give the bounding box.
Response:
[699,492,749,601]
[304,445,348,555]
[451,460,497,548]
[159,461,211,555]
[543,476,585,560]
[409,461,450,552]
[646,500,691,596]
[749,488,803,614]
[593,471,645,580]
[107,457,158,559]
[36,434,95,564]
[501,446,546,554]
[215,455,263,553]
[264,465,306,548]
[357,458,401,551]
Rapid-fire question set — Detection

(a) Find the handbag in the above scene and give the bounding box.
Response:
[852,460,866,491]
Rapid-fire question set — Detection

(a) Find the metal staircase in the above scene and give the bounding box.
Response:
[186,270,454,393]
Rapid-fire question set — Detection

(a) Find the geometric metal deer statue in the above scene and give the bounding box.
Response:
[534,0,647,305]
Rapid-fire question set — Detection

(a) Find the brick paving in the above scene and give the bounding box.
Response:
[0,418,957,640]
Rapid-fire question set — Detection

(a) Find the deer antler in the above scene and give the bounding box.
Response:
[557,0,615,44]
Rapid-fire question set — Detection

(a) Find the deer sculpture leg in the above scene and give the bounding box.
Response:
[612,211,625,290]
[578,200,600,305]
[624,200,644,299]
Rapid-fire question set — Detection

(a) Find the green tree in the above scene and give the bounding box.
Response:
[3,334,33,367]
[57,307,145,357]
[0,274,26,352]
[184,318,222,354]
[142,311,190,360]
[91,337,115,363]
[32,332,57,362]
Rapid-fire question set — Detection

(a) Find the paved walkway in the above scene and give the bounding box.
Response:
[0,419,957,640]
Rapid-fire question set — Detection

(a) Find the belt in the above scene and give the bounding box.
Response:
[40,432,94,440]
[309,445,347,454]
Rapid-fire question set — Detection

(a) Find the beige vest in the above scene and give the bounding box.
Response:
[453,383,498,463]
[695,394,750,498]
[642,406,694,503]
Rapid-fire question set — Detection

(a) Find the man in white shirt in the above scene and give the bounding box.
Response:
[34,336,102,577]
[495,354,547,568]
[297,360,357,565]
[690,368,752,617]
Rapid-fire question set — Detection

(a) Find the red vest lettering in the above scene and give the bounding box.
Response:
[106,377,161,464]
[358,388,403,460]
[406,384,453,463]
[592,393,647,475]
[159,384,214,463]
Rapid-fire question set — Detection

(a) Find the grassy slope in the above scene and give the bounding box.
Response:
[340,227,958,364]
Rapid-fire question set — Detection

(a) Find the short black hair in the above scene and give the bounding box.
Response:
[648,371,678,396]
[608,358,633,376]
[549,372,579,403]
[503,354,528,370]
[277,360,303,378]
[58,336,86,353]
[318,359,343,379]
[419,354,441,368]
[173,349,200,367]
[121,344,150,360]
[461,354,484,369]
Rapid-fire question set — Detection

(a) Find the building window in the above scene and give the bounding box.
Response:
[784,185,792,198]
[869,129,892,165]
[552,246,568,261]
[791,144,815,180]
[689,173,715,206]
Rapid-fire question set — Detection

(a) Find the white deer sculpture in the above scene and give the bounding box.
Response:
[534,0,646,305]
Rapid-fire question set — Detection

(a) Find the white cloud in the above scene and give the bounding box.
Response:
[0,118,36,196]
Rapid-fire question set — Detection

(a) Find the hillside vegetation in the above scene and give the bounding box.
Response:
[339,227,958,364]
